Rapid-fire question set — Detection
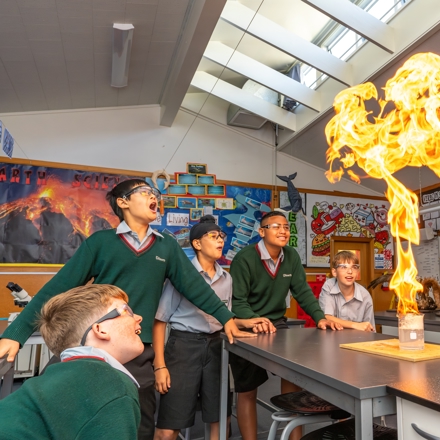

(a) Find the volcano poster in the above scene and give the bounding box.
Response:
[0,163,140,264]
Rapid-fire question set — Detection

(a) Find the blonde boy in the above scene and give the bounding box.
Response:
[0,284,143,440]
[319,251,375,331]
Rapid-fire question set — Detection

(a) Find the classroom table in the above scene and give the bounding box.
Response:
[219,327,440,440]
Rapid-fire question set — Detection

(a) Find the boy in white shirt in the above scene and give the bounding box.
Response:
[153,215,274,440]
[319,251,375,331]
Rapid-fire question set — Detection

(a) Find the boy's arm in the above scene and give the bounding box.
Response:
[324,314,374,331]
[165,238,234,325]
[234,317,276,333]
[152,319,171,394]
[363,296,376,331]
[0,241,95,359]
[230,255,259,319]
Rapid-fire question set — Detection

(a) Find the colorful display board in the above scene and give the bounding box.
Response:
[306,193,393,269]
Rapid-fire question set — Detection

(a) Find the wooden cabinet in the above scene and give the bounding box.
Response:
[396,397,440,439]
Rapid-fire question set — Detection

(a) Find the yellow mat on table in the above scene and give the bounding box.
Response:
[340,339,440,362]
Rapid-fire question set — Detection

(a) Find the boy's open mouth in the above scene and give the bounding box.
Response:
[149,202,157,211]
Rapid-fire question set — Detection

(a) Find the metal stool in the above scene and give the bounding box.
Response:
[0,356,14,400]
[267,391,351,440]
[300,418,397,439]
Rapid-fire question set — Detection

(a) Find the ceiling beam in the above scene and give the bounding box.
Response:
[159,0,227,127]
[220,2,353,86]
[191,71,296,131]
[302,0,394,53]
[204,42,321,111]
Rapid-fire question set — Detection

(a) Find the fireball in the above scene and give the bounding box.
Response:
[325,52,440,315]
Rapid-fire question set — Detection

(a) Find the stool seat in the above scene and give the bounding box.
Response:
[270,391,351,419]
[300,418,397,440]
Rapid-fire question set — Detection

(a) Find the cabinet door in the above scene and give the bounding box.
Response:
[397,397,440,439]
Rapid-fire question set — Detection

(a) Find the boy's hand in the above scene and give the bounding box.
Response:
[0,339,20,362]
[317,319,343,331]
[352,321,375,332]
[236,317,276,334]
[154,368,171,394]
[224,318,258,344]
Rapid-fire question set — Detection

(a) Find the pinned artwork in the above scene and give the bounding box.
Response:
[307,193,393,269]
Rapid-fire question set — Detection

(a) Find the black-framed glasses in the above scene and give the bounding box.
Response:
[123,185,162,201]
[261,223,290,231]
[202,231,227,241]
[80,304,134,346]
[336,264,360,271]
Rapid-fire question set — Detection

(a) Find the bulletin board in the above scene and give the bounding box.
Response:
[0,160,272,266]
[306,193,393,270]
[146,180,272,266]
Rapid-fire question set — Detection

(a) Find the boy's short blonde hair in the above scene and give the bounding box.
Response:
[332,251,359,268]
[38,284,128,357]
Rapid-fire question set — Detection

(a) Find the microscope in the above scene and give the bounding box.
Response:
[6,282,33,324]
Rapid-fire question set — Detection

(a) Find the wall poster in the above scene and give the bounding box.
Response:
[1,162,272,266]
[0,163,131,264]
[306,193,393,269]
[279,191,306,265]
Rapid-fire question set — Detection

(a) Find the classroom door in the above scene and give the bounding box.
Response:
[330,236,374,289]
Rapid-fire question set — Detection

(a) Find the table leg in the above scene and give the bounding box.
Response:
[355,398,373,439]
[219,340,229,440]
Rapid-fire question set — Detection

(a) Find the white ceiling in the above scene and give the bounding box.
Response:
[1,0,439,194]
[0,0,195,112]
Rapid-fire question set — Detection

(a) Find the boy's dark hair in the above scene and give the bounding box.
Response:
[106,179,148,221]
[190,215,222,251]
[260,211,287,227]
[332,251,359,268]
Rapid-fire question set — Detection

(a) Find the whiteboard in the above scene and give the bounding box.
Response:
[401,237,440,280]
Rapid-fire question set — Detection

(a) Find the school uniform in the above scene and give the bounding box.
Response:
[155,257,233,429]
[319,278,375,328]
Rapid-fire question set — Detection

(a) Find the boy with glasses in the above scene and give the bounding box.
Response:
[319,250,375,332]
[153,216,273,440]
[0,284,143,440]
[229,211,341,440]
[0,179,251,440]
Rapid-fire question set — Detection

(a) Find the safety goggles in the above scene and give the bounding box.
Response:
[261,223,290,231]
[123,185,161,201]
[202,231,227,241]
[80,303,134,346]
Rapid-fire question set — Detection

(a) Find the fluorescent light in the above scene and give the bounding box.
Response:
[111,24,134,88]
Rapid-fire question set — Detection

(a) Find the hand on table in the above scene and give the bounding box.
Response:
[352,321,375,332]
[224,319,258,344]
[0,339,20,362]
[317,319,343,331]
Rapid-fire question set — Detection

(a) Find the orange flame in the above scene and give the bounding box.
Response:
[0,176,119,237]
[325,52,440,315]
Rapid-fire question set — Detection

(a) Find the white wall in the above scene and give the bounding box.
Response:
[0,105,381,196]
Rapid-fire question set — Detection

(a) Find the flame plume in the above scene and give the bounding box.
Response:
[325,52,440,315]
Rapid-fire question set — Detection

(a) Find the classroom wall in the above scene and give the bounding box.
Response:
[0,105,380,196]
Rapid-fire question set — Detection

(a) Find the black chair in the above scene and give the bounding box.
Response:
[300,418,397,439]
[267,391,351,440]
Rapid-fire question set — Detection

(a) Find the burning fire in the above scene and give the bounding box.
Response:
[325,52,440,315]
[0,176,119,238]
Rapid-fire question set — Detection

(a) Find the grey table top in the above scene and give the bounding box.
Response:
[387,377,440,412]
[222,327,440,402]
[375,310,440,331]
